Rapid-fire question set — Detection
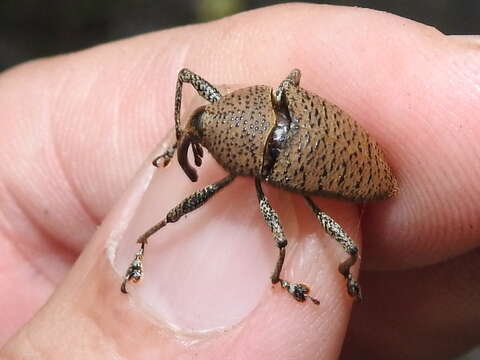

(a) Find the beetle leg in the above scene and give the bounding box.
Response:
[174,68,222,141]
[255,178,319,305]
[274,69,301,103]
[255,178,287,283]
[304,196,362,302]
[121,173,235,294]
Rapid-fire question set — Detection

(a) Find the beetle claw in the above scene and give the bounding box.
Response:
[121,279,129,294]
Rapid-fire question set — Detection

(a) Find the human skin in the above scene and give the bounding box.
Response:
[0,3,479,359]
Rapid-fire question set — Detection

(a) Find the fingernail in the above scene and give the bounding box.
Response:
[112,140,279,333]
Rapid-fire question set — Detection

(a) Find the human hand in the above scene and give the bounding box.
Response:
[1,4,479,359]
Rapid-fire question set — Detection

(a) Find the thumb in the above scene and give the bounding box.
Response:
[1,137,361,359]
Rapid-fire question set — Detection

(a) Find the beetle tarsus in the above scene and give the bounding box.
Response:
[346,274,362,302]
[280,279,320,305]
[152,144,177,168]
[121,246,145,294]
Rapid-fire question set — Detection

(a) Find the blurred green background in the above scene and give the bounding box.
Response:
[1,0,479,71]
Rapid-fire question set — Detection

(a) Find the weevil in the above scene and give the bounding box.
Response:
[121,68,398,304]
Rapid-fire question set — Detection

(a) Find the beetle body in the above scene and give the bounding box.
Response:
[182,83,397,201]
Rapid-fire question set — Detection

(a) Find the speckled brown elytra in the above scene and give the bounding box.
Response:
[121,68,398,304]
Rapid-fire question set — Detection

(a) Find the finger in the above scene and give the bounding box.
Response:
[450,35,480,43]
[342,248,480,359]
[0,1,477,351]
[1,140,360,359]
[1,5,478,279]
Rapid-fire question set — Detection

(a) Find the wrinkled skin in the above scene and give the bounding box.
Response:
[1,4,480,360]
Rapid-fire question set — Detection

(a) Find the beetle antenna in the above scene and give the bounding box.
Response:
[192,142,204,167]
[178,135,198,182]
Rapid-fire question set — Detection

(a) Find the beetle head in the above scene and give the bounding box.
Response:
[177,106,206,182]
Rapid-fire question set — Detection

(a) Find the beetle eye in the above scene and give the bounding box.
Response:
[177,136,198,182]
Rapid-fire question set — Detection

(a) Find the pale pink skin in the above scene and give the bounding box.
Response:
[1,4,480,359]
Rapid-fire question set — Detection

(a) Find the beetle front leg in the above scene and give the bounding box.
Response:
[304,196,362,302]
[121,173,235,293]
[174,68,222,141]
[255,179,319,305]
[156,69,221,168]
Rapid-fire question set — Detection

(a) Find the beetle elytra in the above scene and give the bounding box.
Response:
[121,68,398,304]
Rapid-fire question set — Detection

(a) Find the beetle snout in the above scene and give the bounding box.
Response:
[177,135,203,182]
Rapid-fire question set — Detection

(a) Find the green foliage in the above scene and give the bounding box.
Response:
[196,0,246,22]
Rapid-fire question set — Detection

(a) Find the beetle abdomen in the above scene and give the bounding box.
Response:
[199,86,276,176]
[266,86,398,201]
